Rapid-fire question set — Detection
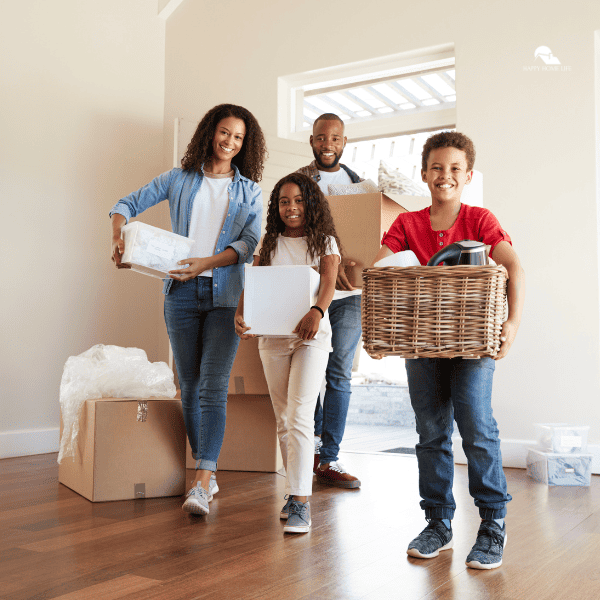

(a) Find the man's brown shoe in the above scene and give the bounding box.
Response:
[316,461,361,489]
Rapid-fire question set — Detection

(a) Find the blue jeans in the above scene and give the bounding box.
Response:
[164,277,239,472]
[405,357,511,520]
[314,295,362,464]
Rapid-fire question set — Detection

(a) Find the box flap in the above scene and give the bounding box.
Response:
[385,193,431,212]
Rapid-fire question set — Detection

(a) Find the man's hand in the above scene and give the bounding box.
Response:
[336,259,356,291]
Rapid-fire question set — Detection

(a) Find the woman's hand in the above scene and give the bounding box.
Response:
[111,235,130,269]
[234,313,256,339]
[293,308,322,341]
[169,257,211,282]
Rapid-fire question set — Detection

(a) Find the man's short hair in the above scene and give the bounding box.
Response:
[421,131,476,171]
[313,113,345,130]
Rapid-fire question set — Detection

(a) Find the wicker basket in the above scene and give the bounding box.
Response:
[361,265,508,359]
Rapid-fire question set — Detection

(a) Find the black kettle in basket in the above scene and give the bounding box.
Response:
[427,240,488,266]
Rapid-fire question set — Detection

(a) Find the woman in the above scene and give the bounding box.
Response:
[110,104,266,515]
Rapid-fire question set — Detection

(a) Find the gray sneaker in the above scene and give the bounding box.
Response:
[280,494,294,519]
[182,485,210,515]
[466,520,507,570]
[283,500,311,533]
[407,519,453,558]
[208,473,219,501]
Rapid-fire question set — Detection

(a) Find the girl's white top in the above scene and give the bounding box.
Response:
[255,234,340,352]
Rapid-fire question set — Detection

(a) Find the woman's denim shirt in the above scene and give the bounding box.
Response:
[109,165,263,307]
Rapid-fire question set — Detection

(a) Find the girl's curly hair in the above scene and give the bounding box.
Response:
[259,173,343,266]
[180,104,267,182]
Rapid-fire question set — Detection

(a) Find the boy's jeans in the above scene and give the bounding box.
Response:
[314,295,362,464]
[164,277,239,472]
[406,357,511,520]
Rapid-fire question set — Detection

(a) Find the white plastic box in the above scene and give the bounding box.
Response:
[244,265,321,336]
[121,221,194,279]
[535,423,590,454]
[526,448,592,486]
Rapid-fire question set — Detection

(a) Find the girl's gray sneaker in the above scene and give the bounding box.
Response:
[283,500,311,533]
[182,485,210,515]
[280,494,294,519]
[407,519,453,558]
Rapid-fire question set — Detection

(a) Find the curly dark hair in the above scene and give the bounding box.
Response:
[421,131,476,172]
[180,104,267,182]
[259,173,343,267]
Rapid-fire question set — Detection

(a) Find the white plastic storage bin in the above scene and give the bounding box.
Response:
[244,265,321,336]
[526,448,592,486]
[121,222,194,279]
[535,423,590,454]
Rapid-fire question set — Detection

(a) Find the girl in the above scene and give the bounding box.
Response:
[110,104,266,516]
[235,173,341,533]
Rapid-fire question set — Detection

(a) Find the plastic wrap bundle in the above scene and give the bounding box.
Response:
[58,345,176,463]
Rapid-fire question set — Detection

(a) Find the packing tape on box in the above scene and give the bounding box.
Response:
[137,401,148,422]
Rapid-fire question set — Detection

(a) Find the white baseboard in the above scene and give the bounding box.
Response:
[452,437,600,475]
[0,428,60,459]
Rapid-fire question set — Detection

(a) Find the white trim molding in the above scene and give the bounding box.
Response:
[0,428,60,459]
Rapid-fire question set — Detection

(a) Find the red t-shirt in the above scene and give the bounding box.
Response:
[381,204,512,265]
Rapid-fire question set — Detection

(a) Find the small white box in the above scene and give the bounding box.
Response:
[526,448,592,486]
[121,221,194,279]
[535,423,590,454]
[244,265,320,336]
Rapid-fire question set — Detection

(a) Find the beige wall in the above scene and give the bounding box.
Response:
[164,0,600,449]
[1,1,170,456]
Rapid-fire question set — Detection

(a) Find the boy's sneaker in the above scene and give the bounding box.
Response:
[316,461,361,488]
[313,437,322,473]
[280,494,294,519]
[466,520,507,570]
[407,519,453,558]
[208,473,219,501]
[182,485,210,515]
[283,500,311,533]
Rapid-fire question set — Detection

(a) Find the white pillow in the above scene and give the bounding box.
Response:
[328,179,379,196]
[378,160,429,197]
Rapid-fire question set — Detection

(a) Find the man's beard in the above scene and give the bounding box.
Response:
[313,149,342,170]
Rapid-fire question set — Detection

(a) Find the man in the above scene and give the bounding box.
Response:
[296,113,362,488]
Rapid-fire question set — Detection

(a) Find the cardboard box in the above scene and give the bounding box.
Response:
[121,221,194,279]
[186,394,282,472]
[326,192,430,287]
[244,265,320,336]
[228,337,269,395]
[526,448,592,486]
[59,398,186,502]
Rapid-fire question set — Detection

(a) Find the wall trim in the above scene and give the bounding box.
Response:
[452,437,600,475]
[0,428,60,459]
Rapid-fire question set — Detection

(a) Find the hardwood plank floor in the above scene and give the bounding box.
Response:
[1,452,599,600]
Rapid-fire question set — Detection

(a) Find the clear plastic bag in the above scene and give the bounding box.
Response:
[58,344,176,463]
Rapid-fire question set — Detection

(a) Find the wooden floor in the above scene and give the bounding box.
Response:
[2,453,600,600]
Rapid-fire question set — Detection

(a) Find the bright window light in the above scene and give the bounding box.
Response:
[421,74,455,97]
[304,108,319,119]
[422,98,440,106]
[356,110,372,117]
[446,94,456,102]
[378,107,394,113]
[350,88,385,108]
[372,83,405,104]
[447,69,455,80]
[307,97,339,113]
[400,102,416,109]
[327,92,363,113]
[398,79,432,100]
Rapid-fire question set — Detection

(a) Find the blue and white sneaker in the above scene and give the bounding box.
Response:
[208,473,219,501]
[182,485,210,515]
[407,519,453,558]
[280,494,295,519]
[283,500,311,533]
[466,520,507,570]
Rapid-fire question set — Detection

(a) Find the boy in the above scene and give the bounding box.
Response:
[373,131,525,570]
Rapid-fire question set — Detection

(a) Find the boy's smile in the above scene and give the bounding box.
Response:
[422,147,472,205]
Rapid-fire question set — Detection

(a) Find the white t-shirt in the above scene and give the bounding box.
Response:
[316,168,352,195]
[188,173,232,277]
[254,234,340,352]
